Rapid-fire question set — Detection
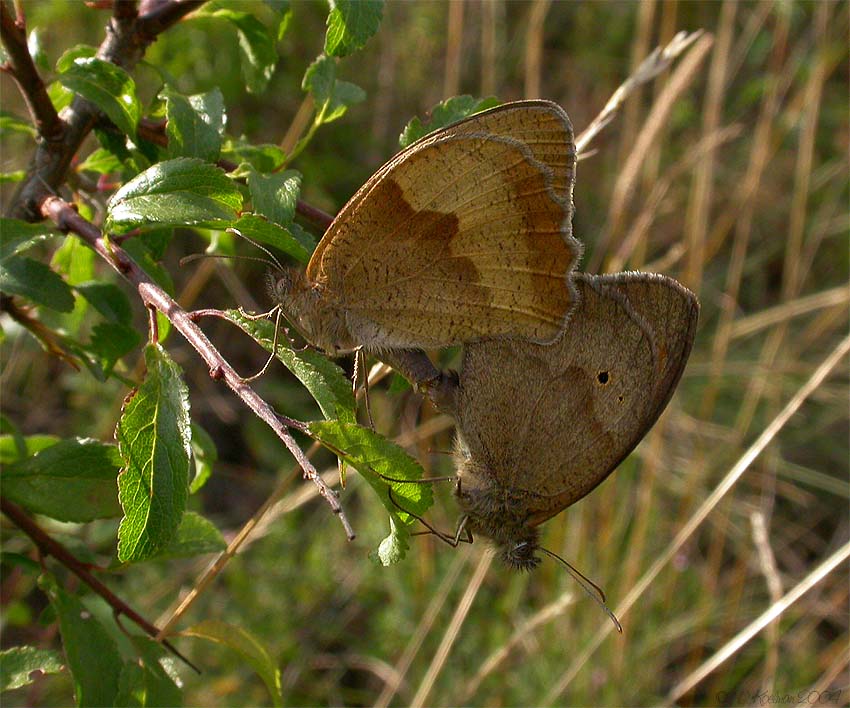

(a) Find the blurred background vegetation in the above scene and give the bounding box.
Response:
[1,1,848,706]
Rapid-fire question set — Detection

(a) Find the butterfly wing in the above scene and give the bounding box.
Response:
[306,101,580,348]
[456,272,699,525]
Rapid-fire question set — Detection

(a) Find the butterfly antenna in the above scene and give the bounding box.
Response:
[179,252,280,269]
[379,473,458,485]
[226,227,286,272]
[243,306,285,382]
[538,546,623,634]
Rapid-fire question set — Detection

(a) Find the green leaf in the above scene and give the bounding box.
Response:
[0,433,59,464]
[138,229,173,261]
[116,344,192,562]
[77,147,126,175]
[226,312,355,423]
[324,0,384,57]
[302,55,364,125]
[324,80,365,123]
[1,438,123,521]
[231,213,314,265]
[180,620,282,707]
[89,321,141,372]
[105,158,242,234]
[47,80,75,114]
[114,638,183,707]
[201,6,278,94]
[76,281,133,324]
[28,29,49,71]
[51,234,95,286]
[40,575,123,707]
[0,255,75,312]
[272,1,293,40]
[399,95,501,147]
[221,139,286,172]
[54,44,97,73]
[189,423,217,493]
[150,512,226,560]
[0,111,37,138]
[122,239,175,296]
[376,514,408,566]
[302,54,336,105]
[307,420,433,564]
[163,87,224,162]
[0,218,61,260]
[246,168,301,228]
[0,170,26,183]
[0,646,64,691]
[58,57,141,138]
[0,416,26,458]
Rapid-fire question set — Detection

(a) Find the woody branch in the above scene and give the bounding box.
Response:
[1,0,354,622]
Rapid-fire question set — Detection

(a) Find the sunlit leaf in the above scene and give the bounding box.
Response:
[105,158,242,234]
[116,345,191,562]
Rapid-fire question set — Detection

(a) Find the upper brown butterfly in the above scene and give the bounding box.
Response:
[271,100,581,355]
[436,271,700,570]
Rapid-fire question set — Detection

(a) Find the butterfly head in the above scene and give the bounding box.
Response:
[501,538,542,571]
[454,449,542,571]
[267,268,355,355]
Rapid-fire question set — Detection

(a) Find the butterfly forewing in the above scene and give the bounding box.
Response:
[305,101,580,349]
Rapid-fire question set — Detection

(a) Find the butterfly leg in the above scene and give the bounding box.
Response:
[352,348,375,429]
[376,348,439,391]
[375,348,460,415]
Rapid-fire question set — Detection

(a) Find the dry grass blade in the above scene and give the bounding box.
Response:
[666,539,850,703]
[575,29,705,155]
[729,285,850,340]
[373,549,470,708]
[700,7,792,419]
[542,332,850,704]
[591,31,715,272]
[155,451,317,639]
[409,551,493,708]
[750,511,784,687]
[460,591,574,701]
[608,123,743,272]
[685,0,737,288]
[732,0,833,437]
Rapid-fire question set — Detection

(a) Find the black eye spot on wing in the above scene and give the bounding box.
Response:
[597,371,610,385]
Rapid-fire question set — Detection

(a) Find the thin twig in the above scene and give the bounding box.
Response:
[0,497,199,673]
[40,195,354,541]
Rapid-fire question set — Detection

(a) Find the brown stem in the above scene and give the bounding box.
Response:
[0,497,199,673]
[295,199,334,232]
[0,295,81,369]
[40,195,354,540]
[0,2,64,142]
[6,0,205,221]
